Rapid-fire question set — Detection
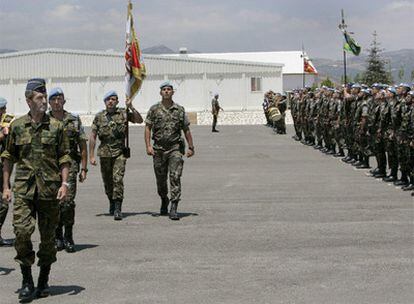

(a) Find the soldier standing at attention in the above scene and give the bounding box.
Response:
[2,78,71,302]
[211,93,223,132]
[145,81,194,220]
[89,91,143,221]
[0,97,13,247]
[48,88,88,253]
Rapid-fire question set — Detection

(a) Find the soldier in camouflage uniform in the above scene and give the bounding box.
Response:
[370,86,388,178]
[48,88,88,253]
[394,84,412,187]
[383,87,401,182]
[333,89,346,157]
[1,79,71,301]
[145,81,195,220]
[353,89,371,169]
[0,97,13,246]
[407,91,414,195]
[89,90,143,221]
[211,93,223,132]
[290,91,301,141]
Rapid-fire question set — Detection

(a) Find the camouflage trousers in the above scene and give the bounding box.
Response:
[100,154,126,202]
[0,200,8,229]
[153,149,184,204]
[13,191,59,266]
[398,142,411,174]
[374,138,387,173]
[59,160,79,227]
[0,164,7,229]
[385,137,399,175]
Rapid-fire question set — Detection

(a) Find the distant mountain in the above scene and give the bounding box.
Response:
[313,49,414,84]
[0,49,17,54]
[142,45,175,54]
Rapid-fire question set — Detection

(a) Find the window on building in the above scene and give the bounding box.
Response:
[251,77,262,92]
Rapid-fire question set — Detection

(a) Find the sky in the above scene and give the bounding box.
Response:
[0,0,413,59]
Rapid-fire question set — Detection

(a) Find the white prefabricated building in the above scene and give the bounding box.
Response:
[0,49,283,123]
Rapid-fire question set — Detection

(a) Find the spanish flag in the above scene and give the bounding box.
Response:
[304,57,317,74]
[125,1,146,101]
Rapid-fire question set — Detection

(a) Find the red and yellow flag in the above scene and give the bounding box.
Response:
[304,57,317,74]
[125,1,146,101]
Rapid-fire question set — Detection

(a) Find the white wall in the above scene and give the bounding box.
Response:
[0,73,282,115]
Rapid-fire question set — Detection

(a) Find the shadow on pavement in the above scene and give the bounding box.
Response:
[51,285,85,296]
[0,267,15,275]
[75,244,99,252]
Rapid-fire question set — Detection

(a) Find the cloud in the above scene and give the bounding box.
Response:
[46,4,81,20]
[385,0,414,11]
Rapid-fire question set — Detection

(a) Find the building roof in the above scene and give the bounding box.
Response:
[0,48,283,81]
[164,51,316,74]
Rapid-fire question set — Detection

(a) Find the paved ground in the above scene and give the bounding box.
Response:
[0,125,413,304]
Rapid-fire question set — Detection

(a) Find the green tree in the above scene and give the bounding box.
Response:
[353,73,362,83]
[320,77,334,88]
[411,69,414,81]
[362,31,392,85]
[398,66,405,81]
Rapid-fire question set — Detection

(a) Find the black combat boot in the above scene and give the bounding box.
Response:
[19,265,35,302]
[383,173,397,182]
[64,225,75,253]
[356,157,370,169]
[114,201,123,221]
[55,225,65,251]
[160,197,169,216]
[169,202,179,221]
[109,199,115,215]
[36,265,51,298]
[402,175,414,191]
[394,172,409,187]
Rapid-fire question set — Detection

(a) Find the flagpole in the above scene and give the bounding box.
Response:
[125,0,132,158]
[339,9,348,85]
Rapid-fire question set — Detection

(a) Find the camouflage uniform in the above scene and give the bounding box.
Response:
[212,97,220,132]
[371,97,388,176]
[354,95,370,166]
[384,97,401,180]
[92,108,132,208]
[396,98,411,184]
[50,111,86,250]
[1,114,71,266]
[145,102,190,206]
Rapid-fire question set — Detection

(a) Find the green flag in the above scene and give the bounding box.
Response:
[343,31,361,56]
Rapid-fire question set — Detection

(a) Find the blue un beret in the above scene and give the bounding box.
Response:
[0,97,7,108]
[103,90,118,102]
[352,83,362,89]
[48,87,64,101]
[160,81,174,90]
[398,83,411,91]
[26,78,46,94]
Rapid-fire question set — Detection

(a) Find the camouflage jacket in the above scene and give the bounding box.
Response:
[1,113,71,200]
[145,102,190,151]
[92,107,132,158]
[50,111,87,162]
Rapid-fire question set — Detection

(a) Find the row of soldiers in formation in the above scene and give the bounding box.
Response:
[290,82,414,196]
[0,78,194,302]
[262,90,288,134]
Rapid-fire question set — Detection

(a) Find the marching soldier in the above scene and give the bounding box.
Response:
[2,78,71,301]
[0,97,13,247]
[48,88,88,253]
[89,90,143,220]
[145,81,194,220]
